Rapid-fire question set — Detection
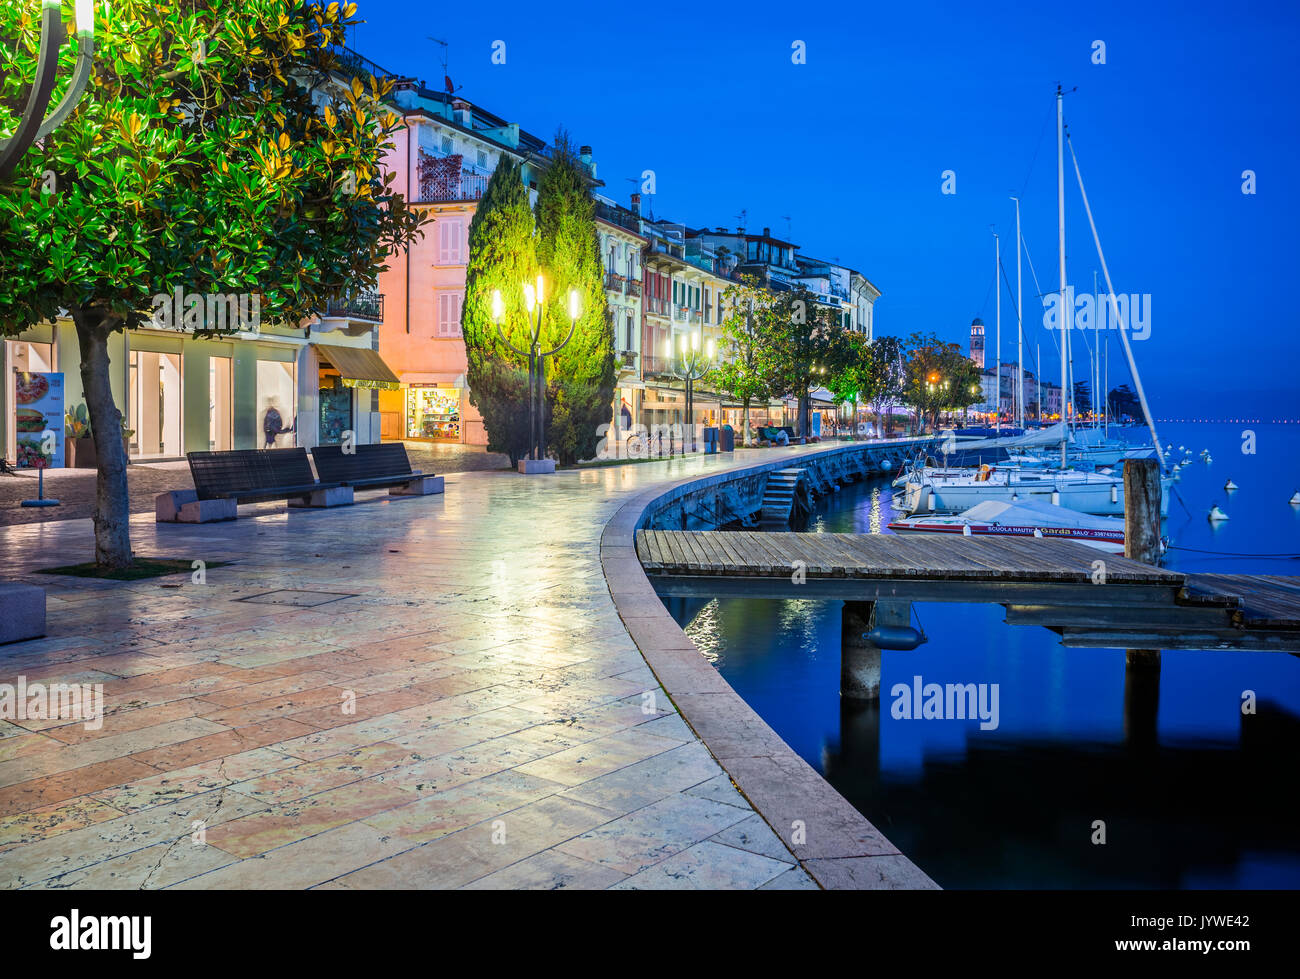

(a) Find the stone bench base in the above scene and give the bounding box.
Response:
[389,475,444,496]
[155,490,237,524]
[518,459,557,475]
[287,486,355,508]
[0,582,46,645]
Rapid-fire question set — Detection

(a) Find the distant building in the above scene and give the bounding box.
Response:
[969,317,985,369]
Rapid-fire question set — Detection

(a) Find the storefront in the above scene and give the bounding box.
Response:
[405,384,462,441]
[310,343,401,445]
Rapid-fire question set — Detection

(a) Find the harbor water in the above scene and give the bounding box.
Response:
[665,423,1300,888]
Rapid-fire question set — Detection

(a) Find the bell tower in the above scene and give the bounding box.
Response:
[969,317,985,369]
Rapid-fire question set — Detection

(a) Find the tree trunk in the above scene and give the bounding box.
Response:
[741,398,750,447]
[75,311,132,569]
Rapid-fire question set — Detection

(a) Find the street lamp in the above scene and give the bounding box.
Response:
[490,276,581,467]
[665,310,715,455]
[0,1,98,181]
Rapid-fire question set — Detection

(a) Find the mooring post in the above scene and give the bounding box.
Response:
[1123,457,1162,673]
[841,600,881,700]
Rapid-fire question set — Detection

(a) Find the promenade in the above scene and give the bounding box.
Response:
[0,450,824,889]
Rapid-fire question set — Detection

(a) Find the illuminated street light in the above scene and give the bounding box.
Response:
[1,1,98,181]
[490,277,581,464]
[666,308,716,454]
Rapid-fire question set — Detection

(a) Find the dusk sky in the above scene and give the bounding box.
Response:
[355,0,1298,417]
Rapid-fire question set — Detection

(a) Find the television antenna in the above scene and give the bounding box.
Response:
[781,215,792,240]
[427,37,460,94]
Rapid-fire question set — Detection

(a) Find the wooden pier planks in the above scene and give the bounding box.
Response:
[637,530,1183,586]
[1183,573,1300,628]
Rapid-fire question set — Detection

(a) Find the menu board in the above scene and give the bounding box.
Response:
[13,371,64,469]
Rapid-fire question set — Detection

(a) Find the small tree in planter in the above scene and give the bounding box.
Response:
[65,403,95,468]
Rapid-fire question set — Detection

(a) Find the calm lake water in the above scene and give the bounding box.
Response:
[666,423,1300,888]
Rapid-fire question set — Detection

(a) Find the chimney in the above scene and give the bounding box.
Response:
[451,98,473,128]
[630,193,641,216]
[763,226,771,238]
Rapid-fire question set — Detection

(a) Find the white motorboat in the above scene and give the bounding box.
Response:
[888,499,1128,553]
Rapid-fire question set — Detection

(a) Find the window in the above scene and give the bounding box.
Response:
[441,135,453,154]
[438,219,464,264]
[626,314,634,352]
[438,291,463,337]
[477,150,487,168]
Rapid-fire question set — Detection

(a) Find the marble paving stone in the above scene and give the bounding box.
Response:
[610,840,793,890]
[460,849,628,890]
[559,742,724,813]
[709,813,797,865]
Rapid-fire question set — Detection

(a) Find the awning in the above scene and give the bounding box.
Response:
[312,343,401,390]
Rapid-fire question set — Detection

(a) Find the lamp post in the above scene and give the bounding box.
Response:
[0,1,97,181]
[491,276,580,470]
[665,310,715,455]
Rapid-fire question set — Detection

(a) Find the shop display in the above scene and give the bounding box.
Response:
[406,386,461,441]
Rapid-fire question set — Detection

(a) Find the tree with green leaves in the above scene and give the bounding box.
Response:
[534,130,613,466]
[763,288,851,437]
[713,276,777,446]
[826,330,874,437]
[462,155,537,465]
[905,332,982,432]
[0,0,425,567]
[863,335,907,437]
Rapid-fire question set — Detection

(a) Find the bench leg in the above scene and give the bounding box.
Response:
[389,475,444,496]
[155,490,237,523]
[288,486,355,508]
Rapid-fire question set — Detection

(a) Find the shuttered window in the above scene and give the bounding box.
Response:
[438,291,463,337]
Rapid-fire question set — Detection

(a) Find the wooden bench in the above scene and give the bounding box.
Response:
[310,442,443,496]
[156,448,352,523]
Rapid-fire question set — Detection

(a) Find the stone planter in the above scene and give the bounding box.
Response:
[65,436,97,469]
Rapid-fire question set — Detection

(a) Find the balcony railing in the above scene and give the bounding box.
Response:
[618,350,637,369]
[604,272,626,293]
[645,296,669,316]
[418,170,489,203]
[325,292,384,323]
[673,305,701,324]
[594,199,641,234]
[625,280,641,298]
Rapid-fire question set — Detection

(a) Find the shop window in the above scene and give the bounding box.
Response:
[406,386,461,440]
[256,360,296,448]
[317,369,352,445]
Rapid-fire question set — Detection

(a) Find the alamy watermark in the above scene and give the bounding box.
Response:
[1042,286,1151,341]
[0,677,104,730]
[890,674,1000,730]
[150,286,261,333]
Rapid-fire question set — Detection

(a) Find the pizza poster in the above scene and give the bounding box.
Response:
[14,371,65,469]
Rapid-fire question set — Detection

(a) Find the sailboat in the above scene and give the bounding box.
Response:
[889,498,1128,553]
[898,86,1169,519]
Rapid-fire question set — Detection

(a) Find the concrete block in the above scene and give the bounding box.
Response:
[517,459,557,474]
[156,490,237,524]
[288,485,354,508]
[0,582,46,645]
[389,475,444,496]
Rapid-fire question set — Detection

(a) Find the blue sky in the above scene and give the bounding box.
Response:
[356,0,1298,417]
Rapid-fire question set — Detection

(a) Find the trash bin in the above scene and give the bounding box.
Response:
[719,425,735,452]
[703,427,719,455]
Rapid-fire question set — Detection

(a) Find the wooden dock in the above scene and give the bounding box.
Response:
[636,530,1300,652]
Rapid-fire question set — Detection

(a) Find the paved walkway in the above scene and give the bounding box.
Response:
[0,450,822,889]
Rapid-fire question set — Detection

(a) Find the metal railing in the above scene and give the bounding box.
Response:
[604,272,626,293]
[645,296,669,316]
[417,170,489,203]
[325,292,384,322]
[625,279,641,298]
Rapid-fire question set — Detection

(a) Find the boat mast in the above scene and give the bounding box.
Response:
[1012,196,1024,429]
[1037,342,1042,423]
[1056,85,1068,468]
[1093,268,1100,430]
[994,229,1001,433]
[1066,132,1169,472]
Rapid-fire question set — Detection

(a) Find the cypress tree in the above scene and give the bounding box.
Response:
[463,155,538,465]
[534,131,614,466]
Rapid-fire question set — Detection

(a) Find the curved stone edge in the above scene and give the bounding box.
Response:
[599,445,941,890]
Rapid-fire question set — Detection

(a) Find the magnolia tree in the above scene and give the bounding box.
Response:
[763,287,851,437]
[0,1,424,567]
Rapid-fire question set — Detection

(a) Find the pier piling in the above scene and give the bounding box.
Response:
[841,600,882,700]
[1123,458,1163,671]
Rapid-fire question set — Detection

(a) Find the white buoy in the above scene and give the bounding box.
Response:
[1051,490,1061,506]
[1225,479,1238,492]
[1290,491,1300,505]
[1110,484,1119,504]
[1208,505,1229,522]
[1204,455,1212,464]
[962,523,972,536]
[1033,528,1043,538]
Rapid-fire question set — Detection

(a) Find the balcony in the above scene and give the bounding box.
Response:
[645,296,669,316]
[324,291,384,324]
[625,280,641,298]
[604,272,626,293]
[617,350,637,371]
[673,305,701,325]
[417,170,489,204]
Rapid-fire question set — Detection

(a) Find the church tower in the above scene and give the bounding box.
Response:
[970,317,985,368]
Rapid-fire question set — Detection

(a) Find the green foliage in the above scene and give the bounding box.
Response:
[713,276,777,444]
[0,0,425,334]
[533,130,613,465]
[762,287,852,436]
[462,154,537,464]
[65,402,91,438]
[905,331,981,429]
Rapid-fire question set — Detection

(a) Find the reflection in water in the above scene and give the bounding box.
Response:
[667,457,1300,889]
